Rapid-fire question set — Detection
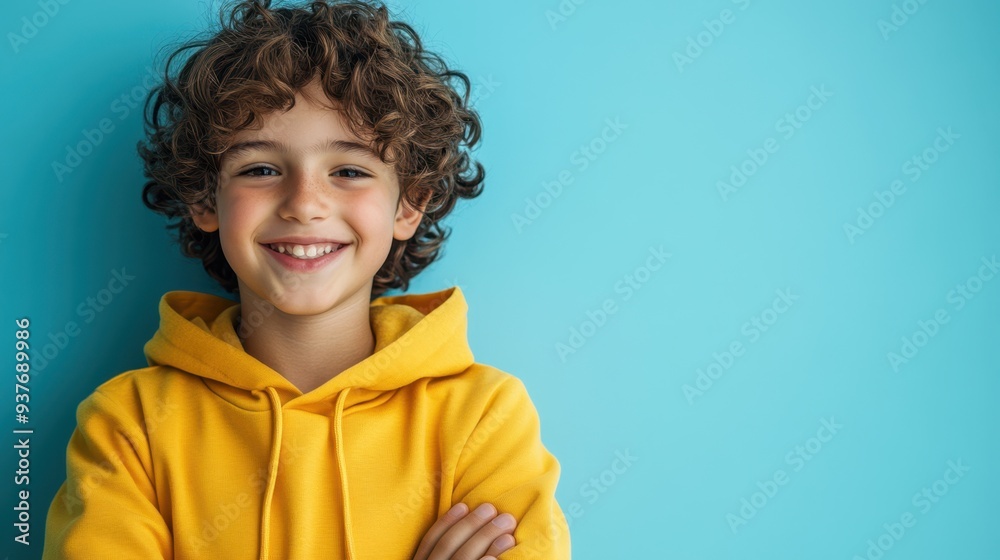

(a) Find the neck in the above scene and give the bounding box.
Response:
[236,288,375,394]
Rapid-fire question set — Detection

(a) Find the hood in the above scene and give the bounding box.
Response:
[142,286,474,560]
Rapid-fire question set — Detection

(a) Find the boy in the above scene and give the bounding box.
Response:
[40,0,571,558]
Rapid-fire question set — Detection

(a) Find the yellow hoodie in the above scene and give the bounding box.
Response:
[41,286,571,559]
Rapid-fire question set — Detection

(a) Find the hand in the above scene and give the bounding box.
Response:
[412,502,518,560]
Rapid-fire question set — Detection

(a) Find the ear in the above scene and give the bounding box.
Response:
[393,188,431,241]
[189,201,219,233]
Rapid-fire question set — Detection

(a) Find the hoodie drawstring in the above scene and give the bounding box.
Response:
[259,387,283,560]
[257,387,355,560]
[335,387,355,560]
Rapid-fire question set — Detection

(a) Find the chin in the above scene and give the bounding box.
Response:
[262,284,360,315]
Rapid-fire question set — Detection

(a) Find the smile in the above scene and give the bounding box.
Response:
[265,242,345,260]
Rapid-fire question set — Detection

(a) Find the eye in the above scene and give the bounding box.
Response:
[236,166,370,179]
[335,167,370,179]
[240,166,279,177]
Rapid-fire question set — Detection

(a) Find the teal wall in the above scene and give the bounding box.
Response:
[2,0,998,557]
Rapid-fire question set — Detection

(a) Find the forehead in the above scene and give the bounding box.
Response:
[222,81,384,163]
[238,82,350,138]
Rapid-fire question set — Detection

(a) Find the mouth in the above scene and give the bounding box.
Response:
[262,242,348,260]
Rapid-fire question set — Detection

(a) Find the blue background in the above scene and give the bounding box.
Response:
[2,0,999,558]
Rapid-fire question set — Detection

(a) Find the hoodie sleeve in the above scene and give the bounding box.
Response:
[42,390,172,559]
[452,377,571,560]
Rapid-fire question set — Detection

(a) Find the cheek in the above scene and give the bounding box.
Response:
[345,194,398,236]
[216,195,262,249]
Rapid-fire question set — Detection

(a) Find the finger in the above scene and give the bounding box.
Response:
[484,533,516,558]
[412,503,468,560]
[451,511,517,560]
[427,503,502,560]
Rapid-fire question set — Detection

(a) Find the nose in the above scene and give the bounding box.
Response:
[277,170,330,224]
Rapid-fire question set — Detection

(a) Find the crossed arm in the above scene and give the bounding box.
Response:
[414,377,571,560]
[42,379,570,559]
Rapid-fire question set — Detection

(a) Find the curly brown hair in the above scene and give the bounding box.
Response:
[139,0,484,299]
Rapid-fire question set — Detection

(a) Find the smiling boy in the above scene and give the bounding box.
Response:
[40,1,571,558]
[194,76,418,396]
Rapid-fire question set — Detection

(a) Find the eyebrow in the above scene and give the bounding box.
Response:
[221,138,381,162]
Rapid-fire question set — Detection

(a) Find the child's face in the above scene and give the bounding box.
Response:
[189,77,425,314]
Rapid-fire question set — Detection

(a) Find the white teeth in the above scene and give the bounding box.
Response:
[268,242,343,260]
